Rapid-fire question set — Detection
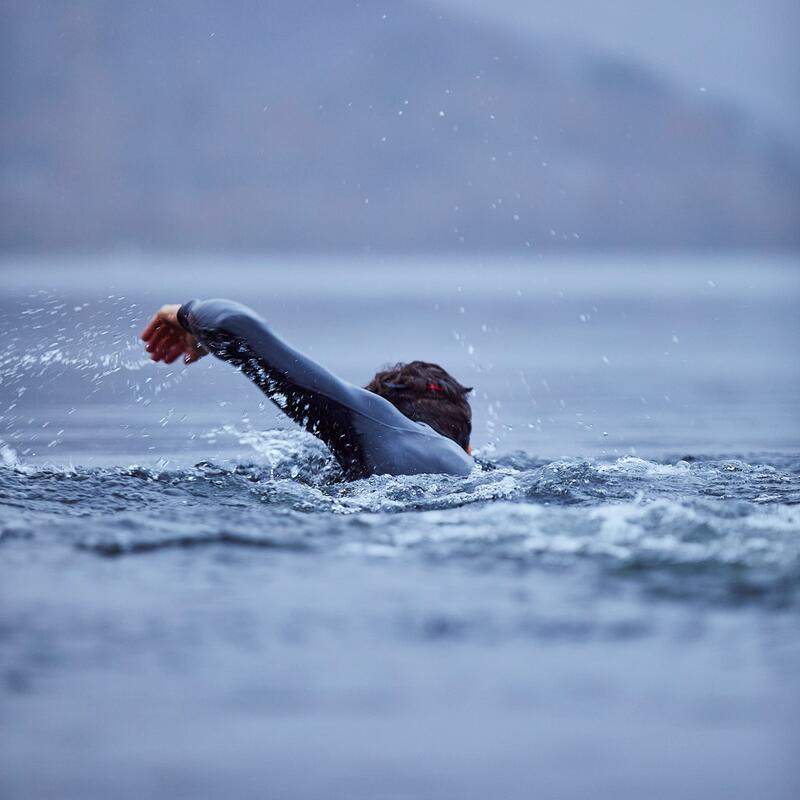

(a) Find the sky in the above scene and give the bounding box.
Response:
[427,0,800,138]
[2,1,797,251]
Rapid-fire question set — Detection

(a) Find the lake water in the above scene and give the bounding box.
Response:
[1,253,799,799]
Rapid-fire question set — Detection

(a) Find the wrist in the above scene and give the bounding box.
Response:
[176,301,195,332]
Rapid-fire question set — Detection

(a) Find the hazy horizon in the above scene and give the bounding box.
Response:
[428,0,800,139]
[2,1,798,253]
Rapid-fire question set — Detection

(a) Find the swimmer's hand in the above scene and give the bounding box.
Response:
[141,304,208,365]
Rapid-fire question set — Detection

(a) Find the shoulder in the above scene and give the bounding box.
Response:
[351,398,473,477]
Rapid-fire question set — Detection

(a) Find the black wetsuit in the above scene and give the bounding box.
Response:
[178,299,474,480]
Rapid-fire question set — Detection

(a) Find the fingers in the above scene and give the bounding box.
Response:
[142,306,201,366]
[145,325,174,358]
[181,334,207,365]
[184,344,207,365]
[146,328,178,360]
[151,338,181,364]
[163,342,186,364]
[154,340,181,363]
[156,332,202,365]
[141,314,162,341]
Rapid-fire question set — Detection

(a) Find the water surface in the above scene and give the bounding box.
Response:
[1,254,799,799]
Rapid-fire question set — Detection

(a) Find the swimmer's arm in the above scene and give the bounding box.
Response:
[142,299,470,477]
[161,299,411,453]
[173,298,365,408]
[142,298,411,431]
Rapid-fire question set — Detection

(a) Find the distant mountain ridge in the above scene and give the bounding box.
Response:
[1,0,798,251]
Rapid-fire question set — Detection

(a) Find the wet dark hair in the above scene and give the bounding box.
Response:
[365,361,472,451]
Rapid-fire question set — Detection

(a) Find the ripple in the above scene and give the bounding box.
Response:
[1,438,799,605]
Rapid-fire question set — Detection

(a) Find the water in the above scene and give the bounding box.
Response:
[1,254,799,799]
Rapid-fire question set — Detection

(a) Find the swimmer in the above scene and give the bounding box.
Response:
[141,300,473,479]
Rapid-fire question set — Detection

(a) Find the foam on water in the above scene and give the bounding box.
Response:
[2,429,798,606]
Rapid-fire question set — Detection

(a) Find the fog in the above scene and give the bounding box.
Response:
[1,1,798,252]
[430,0,800,137]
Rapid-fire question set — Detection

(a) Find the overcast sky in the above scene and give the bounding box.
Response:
[427,0,799,138]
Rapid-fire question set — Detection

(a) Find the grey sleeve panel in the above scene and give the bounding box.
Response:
[178,299,473,479]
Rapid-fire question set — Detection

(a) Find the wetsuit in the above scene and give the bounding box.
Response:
[178,299,474,480]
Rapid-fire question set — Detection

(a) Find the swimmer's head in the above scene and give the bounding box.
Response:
[366,361,472,452]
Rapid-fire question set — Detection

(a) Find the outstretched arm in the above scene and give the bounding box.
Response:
[140,299,406,477]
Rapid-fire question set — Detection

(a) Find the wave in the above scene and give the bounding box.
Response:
[1,433,798,606]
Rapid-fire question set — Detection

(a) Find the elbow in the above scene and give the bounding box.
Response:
[189,299,260,335]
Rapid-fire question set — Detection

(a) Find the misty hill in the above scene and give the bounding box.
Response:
[1,0,798,251]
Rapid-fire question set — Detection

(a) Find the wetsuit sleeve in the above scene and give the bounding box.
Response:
[177,298,399,476]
